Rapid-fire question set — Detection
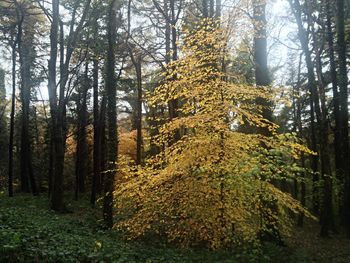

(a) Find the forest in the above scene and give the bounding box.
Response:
[0,0,350,262]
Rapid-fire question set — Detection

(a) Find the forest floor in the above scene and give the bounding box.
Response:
[0,193,350,263]
[286,219,350,263]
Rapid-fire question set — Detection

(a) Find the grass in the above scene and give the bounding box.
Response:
[0,192,344,263]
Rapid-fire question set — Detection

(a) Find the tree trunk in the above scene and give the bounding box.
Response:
[202,0,209,17]
[326,0,342,198]
[103,0,119,228]
[100,95,107,189]
[253,0,273,126]
[48,0,65,212]
[209,0,214,17]
[18,12,37,196]
[0,69,7,175]
[215,0,221,18]
[75,62,89,200]
[336,0,350,237]
[8,38,18,198]
[296,54,305,226]
[135,56,143,165]
[91,58,101,205]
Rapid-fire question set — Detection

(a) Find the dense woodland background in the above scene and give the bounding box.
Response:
[0,0,350,261]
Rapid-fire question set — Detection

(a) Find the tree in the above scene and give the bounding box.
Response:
[46,0,91,211]
[325,0,342,218]
[74,62,89,199]
[16,0,38,195]
[0,68,8,178]
[91,1,104,205]
[91,53,101,205]
[103,0,120,228]
[127,0,143,165]
[253,0,272,127]
[336,0,350,237]
[289,0,334,237]
[114,20,313,248]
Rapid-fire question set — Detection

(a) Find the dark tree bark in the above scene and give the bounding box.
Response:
[293,55,306,226]
[163,0,171,65]
[326,0,342,196]
[336,0,350,237]
[135,56,143,165]
[127,0,143,165]
[17,6,37,196]
[14,6,29,193]
[91,58,101,205]
[99,95,107,189]
[103,0,119,228]
[0,69,7,170]
[8,33,19,198]
[253,0,273,126]
[75,62,89,199]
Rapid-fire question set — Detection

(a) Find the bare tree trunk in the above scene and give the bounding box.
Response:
[103,0,119,228]
[209,0,214,17]
[75,62,89,200]
[253,0,273,126]
[215,0,221,18]
[169,0,180,142]
[8,37,18,198]
[91,58,100,205]
[135,56,143,165]
[326,0,342,205]
[127,0,143,165]
[202,0,209,17]
[15,9,29,193]
[336,0,350,237]
[18,11,37,196]
[100,95,107,190]
[293,55,306,226]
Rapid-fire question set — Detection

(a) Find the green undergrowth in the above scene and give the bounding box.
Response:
[0,193,302,263]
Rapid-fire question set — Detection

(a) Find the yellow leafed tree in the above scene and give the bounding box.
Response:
[114,19,314,249]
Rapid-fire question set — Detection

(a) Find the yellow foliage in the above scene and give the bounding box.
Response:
[119,130,137,161]
[114,19,313,249]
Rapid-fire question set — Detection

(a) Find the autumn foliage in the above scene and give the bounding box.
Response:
[114,19,313,248]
